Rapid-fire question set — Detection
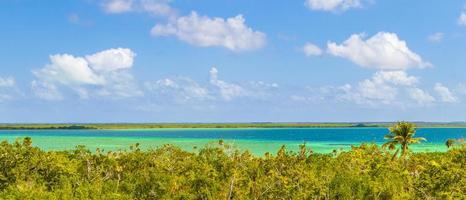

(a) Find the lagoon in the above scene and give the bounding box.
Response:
[0,128,464,155]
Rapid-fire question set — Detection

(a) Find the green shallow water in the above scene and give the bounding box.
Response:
[0,136,449,156]
[0,127,461,156]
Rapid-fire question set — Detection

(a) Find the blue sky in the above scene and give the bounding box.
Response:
[0,0,466,123]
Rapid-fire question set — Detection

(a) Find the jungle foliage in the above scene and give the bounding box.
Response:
[0,137,464,200]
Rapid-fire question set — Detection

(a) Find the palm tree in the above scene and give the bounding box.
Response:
[382,122,426,158]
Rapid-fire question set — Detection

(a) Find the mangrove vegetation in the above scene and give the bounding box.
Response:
[0,138,464,199]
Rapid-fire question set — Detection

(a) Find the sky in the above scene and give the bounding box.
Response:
[0,0,466,123]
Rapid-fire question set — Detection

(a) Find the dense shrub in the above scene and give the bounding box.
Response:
[0,138,464,199]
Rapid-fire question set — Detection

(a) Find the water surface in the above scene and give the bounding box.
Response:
[0,128,464,155]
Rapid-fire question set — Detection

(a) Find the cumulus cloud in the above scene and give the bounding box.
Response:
[33,54,105,86]
[458,12,466,26]
[408,88,435,105]
[101,2,264,51]
[97,71,144,98]
[434,83,458,103]
[304,0,369,12]
[427,32,444,43]
[295,71,438,107]
[86,48,136,72]
[32,48,142,100]
[327,32,431,70]
[151,12,267,51]
[101,0,176,17]
[340,79,397,105]
[303,43,323,56]
[339,71,420,105]
[371,70,418,86]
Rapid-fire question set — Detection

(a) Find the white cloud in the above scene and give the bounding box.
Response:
[33,54,105,86]
[141,0,176,18]
[0,77,19,101]
[434,83,458,103]
[458,12,466,26]
[101,0,175,17]
[291,71,461,108]
[303,43,323,56]
[97,71,144,98]
[101,0,176,18]
[0,77,15,88]
[145,77,211,103]
[209,67,246,100]
[427,32,444,43]
[339,71,419,105]
[408,88,435,105]
[371,70,418,86]
[327,32,431,70]
[304,0,369,12]
[151,12,267,51]
[209,67,278,101]
[31,81,63,101]
[32,48,142,100]
[345,79,397,105]
[102,2,265,51]
[208,67,278,101]
[86,48,136,72]
[102,0,133,13]
[144,67,277,103]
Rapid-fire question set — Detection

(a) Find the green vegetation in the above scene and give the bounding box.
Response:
[0,137,464,199]
[1,121,466,130]
[0,122,464,199]
[0,124,93,130]
[446,138,465,148]
[0,123,366,130]
[383,122,426,158]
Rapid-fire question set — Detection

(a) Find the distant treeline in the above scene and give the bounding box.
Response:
[0,122,465,130]
[0,125,94,130]
[0,138,464,199]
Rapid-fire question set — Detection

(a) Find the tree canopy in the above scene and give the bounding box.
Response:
[0,138,464,199]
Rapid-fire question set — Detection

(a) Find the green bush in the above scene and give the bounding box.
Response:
[0,138,464,199]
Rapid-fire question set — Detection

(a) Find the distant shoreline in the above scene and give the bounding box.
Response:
[0,122,466,130]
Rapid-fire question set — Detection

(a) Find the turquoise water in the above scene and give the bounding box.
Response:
[0,128,464,155]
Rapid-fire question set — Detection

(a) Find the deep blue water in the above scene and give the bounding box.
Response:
[0,128,464,144]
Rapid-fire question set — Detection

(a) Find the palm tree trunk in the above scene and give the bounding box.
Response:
[401,144,408,158]
[391,149,400,161]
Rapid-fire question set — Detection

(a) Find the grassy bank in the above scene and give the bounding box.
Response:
[0,138,464,199]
